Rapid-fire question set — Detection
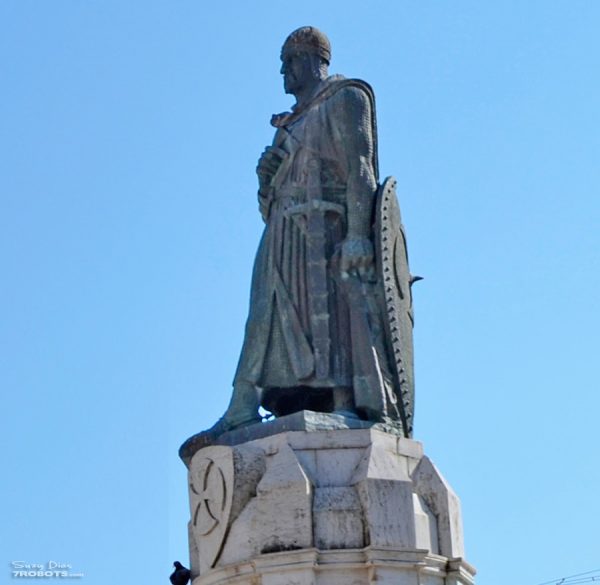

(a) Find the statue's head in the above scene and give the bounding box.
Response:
[280,26,330,96]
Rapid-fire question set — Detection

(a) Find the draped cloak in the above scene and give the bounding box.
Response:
[233,75,400,421]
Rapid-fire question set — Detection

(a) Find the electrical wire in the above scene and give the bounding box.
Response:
[536,569,600,585]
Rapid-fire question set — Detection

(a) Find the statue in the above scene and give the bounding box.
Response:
[209,26,419,438]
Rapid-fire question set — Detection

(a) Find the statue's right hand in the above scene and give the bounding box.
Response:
[256,146,287,187]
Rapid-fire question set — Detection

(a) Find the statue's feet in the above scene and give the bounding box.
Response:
[203,411,262,439]
[179,410,262,464]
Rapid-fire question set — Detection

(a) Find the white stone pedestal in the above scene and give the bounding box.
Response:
[182,418,475,585]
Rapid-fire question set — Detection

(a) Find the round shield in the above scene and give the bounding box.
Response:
[374,176,416,437]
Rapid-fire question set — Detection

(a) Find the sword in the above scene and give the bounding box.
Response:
[283,158,344,380]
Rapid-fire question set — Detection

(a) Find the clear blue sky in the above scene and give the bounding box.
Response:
[2,2,599,584]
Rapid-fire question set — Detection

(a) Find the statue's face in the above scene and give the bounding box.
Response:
[280,52,313,95]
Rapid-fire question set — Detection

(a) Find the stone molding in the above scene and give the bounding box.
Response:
[194,548,475,585]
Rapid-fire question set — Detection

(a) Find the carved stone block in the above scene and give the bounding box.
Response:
[183,425,475,585]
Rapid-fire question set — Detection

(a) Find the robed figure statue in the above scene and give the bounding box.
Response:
[210,27,419,439]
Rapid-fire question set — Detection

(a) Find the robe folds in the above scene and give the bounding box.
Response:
[234,75,397,420]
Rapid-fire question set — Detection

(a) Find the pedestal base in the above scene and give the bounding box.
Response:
[181,416,475,585]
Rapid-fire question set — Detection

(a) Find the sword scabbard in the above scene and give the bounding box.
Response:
[305,158,331,380]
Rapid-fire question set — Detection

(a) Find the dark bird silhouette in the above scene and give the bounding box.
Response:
[170,561,191,585]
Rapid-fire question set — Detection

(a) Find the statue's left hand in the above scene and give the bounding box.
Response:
[340,237,375,281]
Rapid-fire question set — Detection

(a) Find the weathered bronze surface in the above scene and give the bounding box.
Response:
[192,27,419,449]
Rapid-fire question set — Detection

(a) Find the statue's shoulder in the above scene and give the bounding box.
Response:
[272,77,375,129]
[322,75,375,107]
[320,77,376,131]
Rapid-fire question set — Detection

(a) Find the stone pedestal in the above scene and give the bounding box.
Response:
[181,413,475,585]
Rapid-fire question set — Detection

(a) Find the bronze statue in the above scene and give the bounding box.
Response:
[210,26,418,438]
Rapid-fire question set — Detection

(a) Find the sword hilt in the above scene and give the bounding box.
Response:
[283,199,345,220]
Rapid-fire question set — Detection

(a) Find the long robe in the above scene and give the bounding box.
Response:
[233,75,396,418]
